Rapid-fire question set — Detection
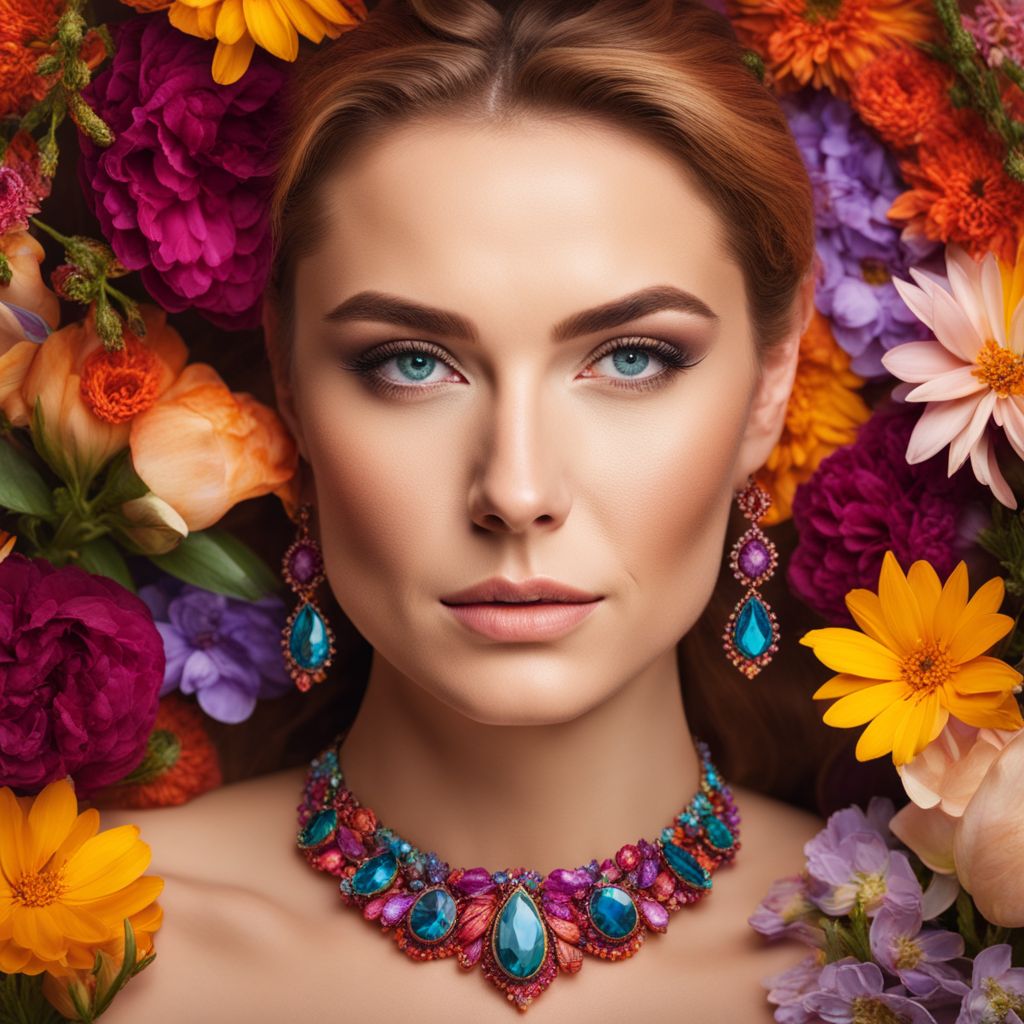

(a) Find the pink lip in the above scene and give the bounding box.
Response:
[443,600,602,641]
[440,575,601,604]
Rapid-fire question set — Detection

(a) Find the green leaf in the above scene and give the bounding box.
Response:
[74,537,135,592]
[90,449,149,511]
[0,972,66,1024]
[0,438,55,516]
[956,887,982,956]
[148,528,280,601]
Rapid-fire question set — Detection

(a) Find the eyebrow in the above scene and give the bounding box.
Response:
[322,284,719,342]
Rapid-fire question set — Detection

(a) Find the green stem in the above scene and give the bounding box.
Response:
[28,217,75,249]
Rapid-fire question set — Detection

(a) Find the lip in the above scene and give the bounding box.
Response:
[440,576,602,605]
[443,600,602,642]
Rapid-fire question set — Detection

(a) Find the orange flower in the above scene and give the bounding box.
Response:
[91,695,223,809]
[0,0,62,118]
[851,45,956,150]
[889,122,1024,263]
[129,363,298,531]
[756,311,870,525]
[0,530,15,563]
[728,0,937,97]
[0,232,60,355]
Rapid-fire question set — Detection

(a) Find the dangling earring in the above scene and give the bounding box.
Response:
[722,477,779,679]
[281,503,336,692]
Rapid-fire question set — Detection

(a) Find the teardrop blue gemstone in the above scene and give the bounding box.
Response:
[733,596,773,659]
[351,851,398,896]
[492,887,547,979]
[409,887,457,943]
[588,885,638,941]
[702,815,734,851]
[662,842,712,890]
[297,808,337,849]
[289,602,330,670]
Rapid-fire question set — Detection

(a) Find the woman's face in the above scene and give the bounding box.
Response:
[284,115,793,725]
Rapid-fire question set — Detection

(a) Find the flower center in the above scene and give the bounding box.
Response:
[860,258,891,286]
[898,640,954,693]
[12,867,67,907]
[79,335,162,424]
[894,935,922,970]
[850,996,905,1024]
[973,338,1024,397]
[855,871,887,910]
[782,891,812,923]
[983,978,1024,1018]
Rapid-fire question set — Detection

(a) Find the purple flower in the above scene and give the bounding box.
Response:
[0,554,163,795]
[140,577,292,724]
[963,2,1024,69]
[870,903,967,999]
[804,960,939,1023]
[788,402,988,624]
[78,18,287,329]
[956,945,1024,1024]
[781,90,937,377]
[765,955,825,1024]
[750,874,826,947]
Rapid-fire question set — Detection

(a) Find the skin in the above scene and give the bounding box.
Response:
[97,114,822,1020]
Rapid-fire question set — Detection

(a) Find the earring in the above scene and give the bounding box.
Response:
[722,477,779,679]
[281,503,336,692]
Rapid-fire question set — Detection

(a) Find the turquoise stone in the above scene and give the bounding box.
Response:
[297,808,337,849]
[703,815,734,851]
[351,851,399,896]
[492,887,547,979]
[409,887,457,943]
[289,602,330,670]
[733,596,773,659]
[662,842,712,890]
[588,886,638,941]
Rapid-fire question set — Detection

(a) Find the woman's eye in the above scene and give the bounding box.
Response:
[378,350,460,386]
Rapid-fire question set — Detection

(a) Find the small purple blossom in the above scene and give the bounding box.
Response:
[963,2,1024,69]
[0,167,32,235]
[140,577,292,724]
[956,945,1024,1024]
[750,874,826,948]
[804,960,939,1023]
[765,955,824,1024]
[870,902,967,1000]
[781,90,936,377]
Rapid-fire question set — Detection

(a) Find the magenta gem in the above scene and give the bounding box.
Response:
[336,825,365,861]
[638,898,669,931]
[462,937,484,965]
[738,538,770,579]
[381,892,417,926]
[288,541,322,585]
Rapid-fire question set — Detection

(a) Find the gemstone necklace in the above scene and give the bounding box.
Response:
[296,733,740,1012]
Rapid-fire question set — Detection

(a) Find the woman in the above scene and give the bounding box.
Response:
[101,0,826,1017]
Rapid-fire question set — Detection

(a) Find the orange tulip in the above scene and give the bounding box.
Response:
[129,363,298,531]
[0,231,60,354]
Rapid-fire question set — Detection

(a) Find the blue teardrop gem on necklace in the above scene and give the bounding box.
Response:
[289,601,331,670]
[352,851,399,896]
[492,887,547,979]
[733,594,773,659]
[409,887,458,943]
[662,842,712,890]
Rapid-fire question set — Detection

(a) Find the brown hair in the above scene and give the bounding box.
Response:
[250,0,857,813]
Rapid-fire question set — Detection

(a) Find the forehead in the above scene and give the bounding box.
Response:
[300,115,745,330]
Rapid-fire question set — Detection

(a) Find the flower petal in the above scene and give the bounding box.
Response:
[211,35,255,85]
[26,782,78,873]
[11,906,66,962]
[62,827,148,899]
[215,0,247,44]
[0,788,28,884]
[878,551,925,653]
[979,250,1007,347]
[243,0,298,60]
[948,390,996,475]
[855,698,915,761]
[963,575,1006,620]
[905,366,987,402]
[48,810,101,871]
[892,690,948,766]
[907,562,943,629]
[948,613,1015,664]
[969,428,1017,508]
[76,875,164,924]
[881,341,966,383]
[823,680,909,727]
[942,687,1024,731]
[801,628,902,679]
[813,673,877,699]
[845,589,903,651]
[905,394,981,464]
[930,269,985,362]
[46,901,116,945]
[951,656,1023,695]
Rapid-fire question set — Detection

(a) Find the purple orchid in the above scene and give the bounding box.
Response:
[956,945,1024,1024]
[750,874,826,948]
[803,960,939,1024]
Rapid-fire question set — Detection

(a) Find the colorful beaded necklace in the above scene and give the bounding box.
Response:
[296,734,740,1012]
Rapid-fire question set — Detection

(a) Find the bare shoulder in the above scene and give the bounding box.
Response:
[731,783,823,878]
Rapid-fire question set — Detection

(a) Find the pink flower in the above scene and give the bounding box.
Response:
[880,241,1024,509]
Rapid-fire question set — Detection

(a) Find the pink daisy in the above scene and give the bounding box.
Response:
[881,242,1024,509]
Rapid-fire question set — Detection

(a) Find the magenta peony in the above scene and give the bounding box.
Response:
[77,17,287,329]
[0,554,164,795]
[788,403,988,624]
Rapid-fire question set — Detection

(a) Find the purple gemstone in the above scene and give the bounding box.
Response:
[381,892,417,926]
[454,867,495,896]
[542,898,574,921]
[637,858,659,889]
[738,538,770,579]
[639,898,669,930]
[336,826,366,861]
[545,868,592,896]
[288,541,322,585]
[462,937,484,965]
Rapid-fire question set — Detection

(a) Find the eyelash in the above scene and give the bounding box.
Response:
[341,336,705,398]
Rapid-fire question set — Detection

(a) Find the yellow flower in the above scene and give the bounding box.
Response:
[169,0,367,85]
[756,311,870,525]
[802,551,1024,766]
[0,779,164,975]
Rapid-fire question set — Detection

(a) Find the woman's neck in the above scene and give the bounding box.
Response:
[339,648,701,876]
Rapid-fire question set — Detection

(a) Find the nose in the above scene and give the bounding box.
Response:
[467,381,573,534]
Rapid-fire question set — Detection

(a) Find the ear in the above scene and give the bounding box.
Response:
[731,274,814,492]
[263,297,310,462]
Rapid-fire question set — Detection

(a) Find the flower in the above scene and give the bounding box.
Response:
[802,959,939,1023]
[868,902,966,998]
[0,0,62,118]
[763,954,824,1024]
[90,694,223,809]
[748,873,826,947]
[881,241,1024,509]
[954,731,1024,927]
[0,778,164,974]
[169,0,366,85]
[727,0,936,97]
[78,16,288,329]
[0,554,165,796]
[0,531,14,563]
[0,304,187,490]
[756,311,870,522]
[780,90,933,375]
[888,126,1024,266]
[956,945,1024,1023]
[129,362,298,531]
[0,231,60,353]
[115,493,190,555]
[788,402,987,624]
[964,1,1024,69]
[3,131,52,212]
[803,551,1024,766]
[851,45,956,151]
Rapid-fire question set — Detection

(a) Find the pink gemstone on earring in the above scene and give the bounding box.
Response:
[288,541,323,585]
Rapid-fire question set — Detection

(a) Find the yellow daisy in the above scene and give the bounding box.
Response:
[0,779,164,975]
[169,0,367,85]
[802,551,1024,766]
